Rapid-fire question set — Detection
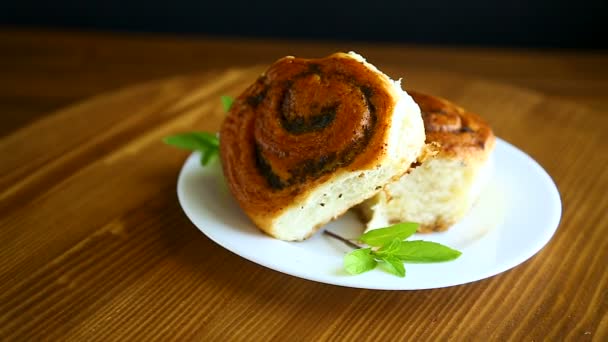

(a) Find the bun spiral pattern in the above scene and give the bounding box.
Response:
[410,90,494,159]
[220,52,425,240]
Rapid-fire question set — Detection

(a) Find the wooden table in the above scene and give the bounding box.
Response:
[1,29,607,340]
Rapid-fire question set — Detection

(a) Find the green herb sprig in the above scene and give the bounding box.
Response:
[325,222,462,277]
[220,95,234,112]
[163,132,219,166]
[162,96,234,165]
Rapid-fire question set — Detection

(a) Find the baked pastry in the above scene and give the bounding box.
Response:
[359,90,496,233]
[220,52,425,241]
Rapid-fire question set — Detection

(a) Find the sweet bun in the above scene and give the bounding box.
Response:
[220,52,425,241]
[359,90,496,233]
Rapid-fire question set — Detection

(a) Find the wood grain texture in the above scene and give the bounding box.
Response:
[1,65,606,341]
[1,29,607,138]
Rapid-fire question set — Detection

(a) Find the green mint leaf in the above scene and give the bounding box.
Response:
[163,132,220,166]
[393,241,462,263]
[221,95,234,112]
[375,238,401,257]
[378,255,406,277]
[199,149,218,166]
[344,248,377,275]
[163,132,219,150]
[359,222,419,246]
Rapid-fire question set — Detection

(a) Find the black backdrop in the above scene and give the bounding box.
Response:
[2,0,607,49]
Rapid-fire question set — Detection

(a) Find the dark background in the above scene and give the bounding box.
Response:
[2,0,607,49]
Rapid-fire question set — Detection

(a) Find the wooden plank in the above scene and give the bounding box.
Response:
[1,29,607,137]
[0,65,606,340]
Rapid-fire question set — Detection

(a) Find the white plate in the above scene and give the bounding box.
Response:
[177,138,561,290]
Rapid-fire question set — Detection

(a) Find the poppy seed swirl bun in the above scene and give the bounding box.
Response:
[415,91,495,161]
[220,52,425,241]
[359,91,496,233]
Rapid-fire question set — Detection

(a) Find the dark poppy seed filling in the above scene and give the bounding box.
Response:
[252,65,378,189]
[280,100,338,134]
[254,144,285,189]
[246,86,268,108]
[460,126,474,133]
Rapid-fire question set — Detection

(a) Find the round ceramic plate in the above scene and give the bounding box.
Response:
[177,138,561,290]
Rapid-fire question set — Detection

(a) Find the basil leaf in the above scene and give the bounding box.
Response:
[359,222,419,246]
[221,95,234,112]
[394,241,462,263]
[379,255,406,277]
[344,248,377,275]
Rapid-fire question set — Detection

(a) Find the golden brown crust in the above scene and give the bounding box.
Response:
[408,90,496,162]
[220,53,401,232]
